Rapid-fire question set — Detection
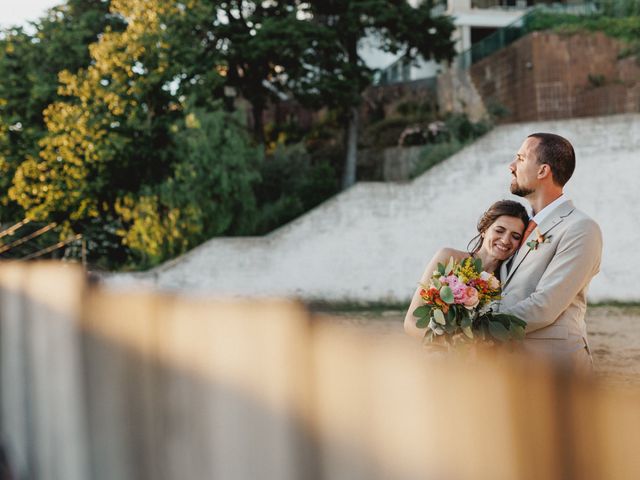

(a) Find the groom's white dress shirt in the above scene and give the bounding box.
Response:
[529,193,568,226]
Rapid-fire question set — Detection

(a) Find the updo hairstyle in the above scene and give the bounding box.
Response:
[466,200,529,254]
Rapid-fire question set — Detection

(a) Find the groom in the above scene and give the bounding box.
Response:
[498,133,602,372]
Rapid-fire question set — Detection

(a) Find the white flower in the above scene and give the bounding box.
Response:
[428,319,445,335]
[480,271,500,289]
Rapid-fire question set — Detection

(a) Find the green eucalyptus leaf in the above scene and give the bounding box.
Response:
[433,308,446,325]
[439,286,454,304]
[488,313,510,327]
[460,316,472,329]
[488,321,510,342]
[474,257,483,272]
[416,317,429,328]
[413,305,432,318]
[462,325,474,339]
[511,324,526,340]
[437,262,446,275]
[444,256,454,275]
[492,313,527,329]
[433,278,442,289]
[446,306,457,323]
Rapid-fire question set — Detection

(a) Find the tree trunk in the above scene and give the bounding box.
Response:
[341,106,359,189]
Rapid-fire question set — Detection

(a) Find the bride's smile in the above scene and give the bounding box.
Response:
[479,215,525,264]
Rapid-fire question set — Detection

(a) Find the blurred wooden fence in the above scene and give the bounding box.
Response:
[0,262,639,480]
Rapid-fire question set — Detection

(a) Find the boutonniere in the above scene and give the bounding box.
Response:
[526,228,551,251]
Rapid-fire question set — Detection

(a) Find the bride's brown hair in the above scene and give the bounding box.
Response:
[467,200,529,254]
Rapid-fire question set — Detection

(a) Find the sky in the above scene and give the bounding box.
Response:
[0,0,60,30]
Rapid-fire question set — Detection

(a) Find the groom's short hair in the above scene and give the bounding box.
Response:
[528,133,575,187]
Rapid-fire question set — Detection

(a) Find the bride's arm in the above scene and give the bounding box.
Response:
[403,248,460,339]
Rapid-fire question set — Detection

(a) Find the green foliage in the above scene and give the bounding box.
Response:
[414,140,460,172]
[0,1,119,220]
[411,114,492,178]
[439,286,454,304]
[395,99,437,119]
[296,1,456,187]
[0,0,455,269]
[6,0,235,267]
[444,113,492,143]
[361,117,414,149]
[413,303,527,345]
[588,73,606,87]
[253,143,339,234]
[486,100,511,120]
[115,108,261,269]
[213,1,333,142]
[300,1,455,110]
[524,11,640,43]
[597,0,640,17]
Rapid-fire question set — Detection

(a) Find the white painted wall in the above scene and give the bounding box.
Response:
[106,114,640,304]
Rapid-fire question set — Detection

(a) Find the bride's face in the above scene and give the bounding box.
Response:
[481,215,525,260]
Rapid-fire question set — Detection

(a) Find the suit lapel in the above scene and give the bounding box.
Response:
[502,200,576,288]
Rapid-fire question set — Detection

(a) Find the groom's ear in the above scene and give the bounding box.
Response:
[537,163,552,180]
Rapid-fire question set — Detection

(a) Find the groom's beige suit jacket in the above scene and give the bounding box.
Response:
[498,200,602,369]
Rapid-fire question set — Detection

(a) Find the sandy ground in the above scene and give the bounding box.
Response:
[320,305,640,389]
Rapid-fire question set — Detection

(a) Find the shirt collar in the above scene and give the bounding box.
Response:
[531,193,569,225]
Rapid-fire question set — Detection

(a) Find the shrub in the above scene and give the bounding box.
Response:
[410,113,492,178]
[116,108,261,268]
[361,117,413,149]
[411,140,463,178]
[253,143,339,234]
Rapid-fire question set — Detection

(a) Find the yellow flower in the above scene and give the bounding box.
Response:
[456,258,479,283]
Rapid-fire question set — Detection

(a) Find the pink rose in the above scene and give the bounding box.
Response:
[462,287,479,309]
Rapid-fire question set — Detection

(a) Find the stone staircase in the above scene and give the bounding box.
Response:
[106,113,640,304]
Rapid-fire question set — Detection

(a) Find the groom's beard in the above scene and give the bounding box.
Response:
[510,184,534,197]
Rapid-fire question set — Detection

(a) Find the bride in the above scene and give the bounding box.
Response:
[404,200,529,339]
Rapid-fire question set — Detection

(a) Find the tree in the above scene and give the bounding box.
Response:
[116,108,260,268]
[192,1,454,187]
[212,0,327,143]
[8,0,261,268]
[0,0,118,221]
[301,0,455,188]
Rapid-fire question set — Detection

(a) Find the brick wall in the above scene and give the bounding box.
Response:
[470,31,640,122]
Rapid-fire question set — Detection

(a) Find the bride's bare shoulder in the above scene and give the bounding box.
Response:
[431,247,469,264]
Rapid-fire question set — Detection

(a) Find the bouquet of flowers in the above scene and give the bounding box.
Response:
[413,256,526,346]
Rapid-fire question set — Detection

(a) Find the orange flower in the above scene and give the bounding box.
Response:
[435,296,449,314]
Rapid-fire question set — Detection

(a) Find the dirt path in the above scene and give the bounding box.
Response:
[320,305,640,388]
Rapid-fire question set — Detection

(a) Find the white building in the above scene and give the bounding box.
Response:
[372,0,591,84]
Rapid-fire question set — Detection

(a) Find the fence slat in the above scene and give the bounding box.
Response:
[81,290,316,480]
[0,263,89,480]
